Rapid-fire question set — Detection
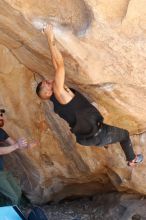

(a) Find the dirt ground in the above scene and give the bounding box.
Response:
[26,192,146,220]
[1,192,146,220]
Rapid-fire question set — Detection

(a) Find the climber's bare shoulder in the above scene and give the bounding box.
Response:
[53,85,75,105]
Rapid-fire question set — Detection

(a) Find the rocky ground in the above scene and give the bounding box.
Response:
[1,192,146,219]
[0,192,143,220]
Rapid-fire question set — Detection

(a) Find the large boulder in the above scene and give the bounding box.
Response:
[0,0,146,204]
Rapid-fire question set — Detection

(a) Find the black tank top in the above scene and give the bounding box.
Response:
[50,88,103,137]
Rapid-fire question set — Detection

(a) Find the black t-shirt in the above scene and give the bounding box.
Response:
[0,128,9,171]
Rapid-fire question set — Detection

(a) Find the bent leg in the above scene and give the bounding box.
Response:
[96,124,135,161]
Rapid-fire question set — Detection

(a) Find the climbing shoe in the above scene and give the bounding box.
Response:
[128,154,143,167]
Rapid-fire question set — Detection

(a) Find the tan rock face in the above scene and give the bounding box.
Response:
[1,0,146,204]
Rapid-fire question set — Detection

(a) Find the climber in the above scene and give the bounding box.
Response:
[0,109,37,205]
[36,24,143,167]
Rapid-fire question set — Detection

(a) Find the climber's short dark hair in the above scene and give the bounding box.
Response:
[36,81,43,97]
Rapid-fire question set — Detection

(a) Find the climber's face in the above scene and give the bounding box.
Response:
[39,80,53,100]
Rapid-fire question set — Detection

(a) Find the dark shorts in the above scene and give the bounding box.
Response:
[28,207,48,220]
[0,128,9,171]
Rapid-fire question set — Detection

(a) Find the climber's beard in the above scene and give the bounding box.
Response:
[0,119,4,127]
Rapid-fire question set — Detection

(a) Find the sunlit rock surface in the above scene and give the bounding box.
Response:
[0,0,146,204]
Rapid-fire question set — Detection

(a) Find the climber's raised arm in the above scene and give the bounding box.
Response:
[43,25,65,93]
[36,24,74,103]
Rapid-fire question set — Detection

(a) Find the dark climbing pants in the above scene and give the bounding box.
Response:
[77,123,135,161]
[27,207,48,220]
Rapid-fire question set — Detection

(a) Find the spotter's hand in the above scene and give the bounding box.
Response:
[17,138,28,149]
